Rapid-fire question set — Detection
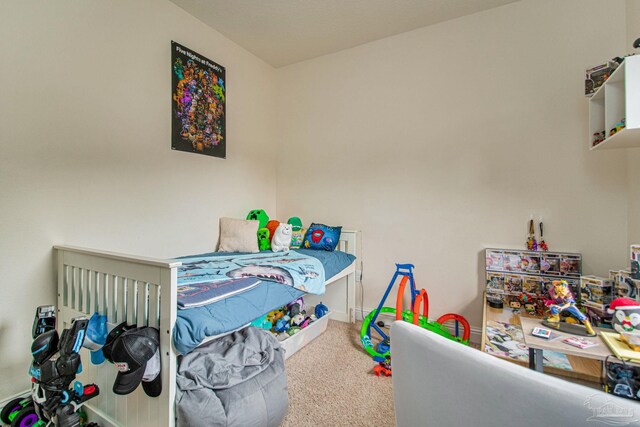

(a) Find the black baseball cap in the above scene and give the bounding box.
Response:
[102,322,134,363]
[111,327,162,397]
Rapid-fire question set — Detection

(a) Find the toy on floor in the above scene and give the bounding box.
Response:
[32,305,56,338]
[0,395,38,427]
[373,358,392,377]
[28,316,100,427]
[360,264,470,364]
[542,280,596,336]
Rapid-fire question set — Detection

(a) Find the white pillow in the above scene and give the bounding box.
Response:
[217,217,259,253]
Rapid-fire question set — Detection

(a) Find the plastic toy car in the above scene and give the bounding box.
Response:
[373,360,392,377]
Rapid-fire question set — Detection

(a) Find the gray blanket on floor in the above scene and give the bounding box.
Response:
[176,327,288,427]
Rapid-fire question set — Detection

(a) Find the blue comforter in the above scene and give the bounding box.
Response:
[173,249,356,355]
[177,251,326,294]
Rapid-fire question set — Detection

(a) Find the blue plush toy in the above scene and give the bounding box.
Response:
[315,302,329,318]
[274,318,291,333]
[251,314,273,330]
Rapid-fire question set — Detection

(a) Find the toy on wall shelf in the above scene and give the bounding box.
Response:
[593,131,606,147]
[526,219,538,251]
[610,119,626,137]
[542,280,596,336]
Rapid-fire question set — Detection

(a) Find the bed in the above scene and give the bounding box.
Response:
[53,230,359,427]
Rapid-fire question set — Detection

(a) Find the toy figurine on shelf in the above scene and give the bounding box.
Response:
[608,298,640,351]
[539,222,548,252]
[527,219,538,251]
[543,280,596,336]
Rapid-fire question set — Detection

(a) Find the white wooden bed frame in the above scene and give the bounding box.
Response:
[53,230,359,427]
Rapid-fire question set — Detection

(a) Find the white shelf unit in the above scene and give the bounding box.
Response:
[589,55,640,150]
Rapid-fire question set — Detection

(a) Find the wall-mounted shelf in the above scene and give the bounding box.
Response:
[589,55,640,150]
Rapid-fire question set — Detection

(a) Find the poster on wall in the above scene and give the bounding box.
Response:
[171,41,226,158]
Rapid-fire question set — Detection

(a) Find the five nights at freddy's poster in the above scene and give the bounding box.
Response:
[171,41,226,158]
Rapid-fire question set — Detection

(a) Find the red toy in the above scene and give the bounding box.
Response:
[373,359,392,377]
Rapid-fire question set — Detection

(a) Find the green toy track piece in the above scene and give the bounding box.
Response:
[360,307,469,359]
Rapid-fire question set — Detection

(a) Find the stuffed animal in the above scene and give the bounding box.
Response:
[299,317,311,329]
[290,313,305,327]
[271,223,292,252]
[287,297,305,315]
[250,314,272,330]
[266,309,284,325]
[315,302,329,319]
[287,326,301,336]
[266,220,280,242]
[274,318,291,333]
[287,217,303,231]
[257,228,271,251]
[246,209,269,228]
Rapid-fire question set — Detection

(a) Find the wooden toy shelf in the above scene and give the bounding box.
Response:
[589,55,640,150]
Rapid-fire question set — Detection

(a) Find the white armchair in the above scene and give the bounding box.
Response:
[390,321,639,427]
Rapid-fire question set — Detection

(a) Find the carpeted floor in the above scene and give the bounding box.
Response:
[282,320,395,427]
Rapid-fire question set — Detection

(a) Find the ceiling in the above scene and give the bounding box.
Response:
[169,0,521,68]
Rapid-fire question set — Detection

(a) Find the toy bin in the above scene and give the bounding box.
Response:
[280,311,331,359]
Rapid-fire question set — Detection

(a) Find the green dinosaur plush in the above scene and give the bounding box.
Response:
[257,228,271,251]
[246,209,269,228]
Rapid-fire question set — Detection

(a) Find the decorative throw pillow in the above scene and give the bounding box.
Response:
[290,228,306,249]
[303,223,342,251]
[217,217,259,253]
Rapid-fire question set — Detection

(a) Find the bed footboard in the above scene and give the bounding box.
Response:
[54,245,180,427]
[52,231,360,426]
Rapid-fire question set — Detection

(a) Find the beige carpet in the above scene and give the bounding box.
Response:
[282,320,395,427]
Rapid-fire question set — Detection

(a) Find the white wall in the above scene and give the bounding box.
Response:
[276,0,630,328]
[0,0,278,398]
[627,1,640,245]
